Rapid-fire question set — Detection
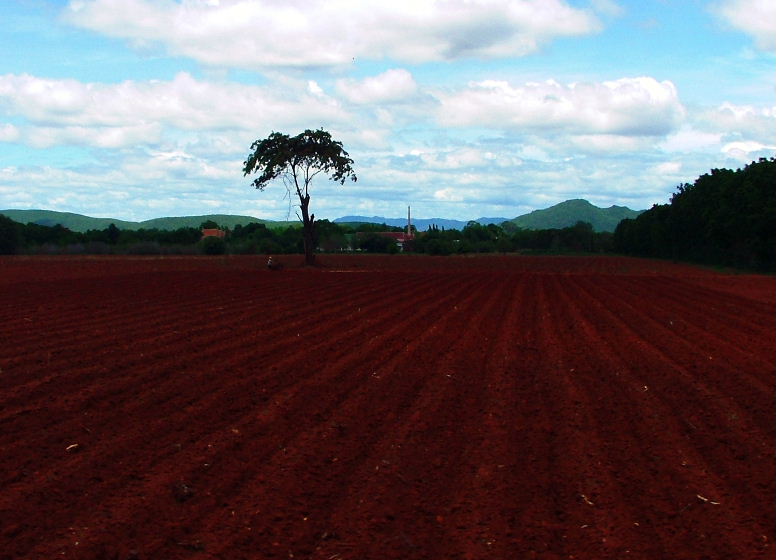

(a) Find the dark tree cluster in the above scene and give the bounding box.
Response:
[614,158,775,271]
[1,214,617,257]
[0,216,405,256]
[412,220,613,255]
[0,218,203,255]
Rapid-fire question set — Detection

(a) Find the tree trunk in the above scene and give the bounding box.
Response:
[300,194,316,265]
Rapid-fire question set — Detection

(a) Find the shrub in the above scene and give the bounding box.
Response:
[0,215,21,254]
[200,236,226,255]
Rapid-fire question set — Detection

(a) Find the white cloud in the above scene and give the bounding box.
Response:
[0,72,349,148]
[661,126,723,153]
[436,77,685,136]
[23,123,163,149]
[697,102,776,142]
[0,123,20,142]
[306,80,325,97]
[118,149,240,183]
[722,140,776,160]
[589,0,624,18]
[568,134,653,154]
[336,69,418,105]
[339,128,392,150]
[654,161,682,175]
[433,188,465,202]
[714,0,776,51]
[63,0,601,68]
[415,147,506,170]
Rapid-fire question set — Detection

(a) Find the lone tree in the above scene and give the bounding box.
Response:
[243,128,356,265]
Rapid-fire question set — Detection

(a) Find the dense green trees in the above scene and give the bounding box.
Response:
[0,214,21,254]
[615,158,775,270]
[0,220,203,255]
[357,233,400,254]
[0,215,616,257]
[410,220,613,255]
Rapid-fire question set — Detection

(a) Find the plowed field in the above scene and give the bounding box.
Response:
[1,255,773,559]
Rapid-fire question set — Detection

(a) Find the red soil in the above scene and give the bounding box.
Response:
[0,254,773,560]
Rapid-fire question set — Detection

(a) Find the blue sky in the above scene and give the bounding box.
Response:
[1,0,774,221]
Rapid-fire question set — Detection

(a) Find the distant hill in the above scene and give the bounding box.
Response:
[137,214,296,230]
[0,210,138,232]
[0,210,294,232]
[335,200,642,232]
[506,199,644,232]
[335,216,509,230]
[2,200,642,234]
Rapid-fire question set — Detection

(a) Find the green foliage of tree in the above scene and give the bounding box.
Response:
[614,158,775,270]
[243,129,356,265]
[199,236,226,255]
[23,223,79,246]
[2,207,617,258]
[412,224,459,255]
[506,199,643,232]
[315,219,350,252]
[424,237,455,255]
[0,214,22,254]
[106,223,120,244]
[357,233,399,254]
[348,222,404,233]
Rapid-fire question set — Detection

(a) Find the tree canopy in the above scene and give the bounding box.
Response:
[243,129,356,265]
[614,158,775,271]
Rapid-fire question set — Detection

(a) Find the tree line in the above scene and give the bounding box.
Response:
[0,216,406,256]
[410,221,613,255]
[614,158,775,271]
[0,213,614,256]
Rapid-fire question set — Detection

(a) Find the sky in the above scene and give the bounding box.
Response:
[0,0,774,222]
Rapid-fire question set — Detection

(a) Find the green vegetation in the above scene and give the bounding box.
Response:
[1,198,637,235]
[0,209,138,232]
[1,212,614,256]
[505,199,643,232]
[0,209,291,233]
[243,128,357,265]
[614,158,775,271]
[199,236,227,255]
[412,220,612,255]
[0,214,22,254]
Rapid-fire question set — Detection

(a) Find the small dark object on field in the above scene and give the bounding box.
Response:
[171,480,194,502]
[267,255,284,270]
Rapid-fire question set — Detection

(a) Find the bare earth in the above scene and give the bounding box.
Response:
[0,254,773,559]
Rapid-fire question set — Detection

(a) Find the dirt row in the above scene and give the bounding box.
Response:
[0,255,773,559]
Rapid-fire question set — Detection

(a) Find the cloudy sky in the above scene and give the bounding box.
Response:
[1,0,774,221]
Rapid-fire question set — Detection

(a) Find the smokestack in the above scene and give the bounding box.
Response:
[407,206,412,239]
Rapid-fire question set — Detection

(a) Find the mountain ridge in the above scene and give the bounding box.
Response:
[506,199,643,232]
[1,199,644,233]
[0,210,293,232]
[334,216,509,231]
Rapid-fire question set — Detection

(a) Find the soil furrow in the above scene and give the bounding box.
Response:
[1,255,772,560]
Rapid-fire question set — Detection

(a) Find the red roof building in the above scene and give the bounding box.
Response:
[356,230,415,251]
[201,228,226,239]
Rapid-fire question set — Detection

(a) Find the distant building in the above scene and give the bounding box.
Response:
[358,206,415,251]
[201,228,226,239]
[375,231,414,251]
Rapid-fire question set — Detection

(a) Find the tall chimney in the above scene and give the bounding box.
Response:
[407,206,412,239]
